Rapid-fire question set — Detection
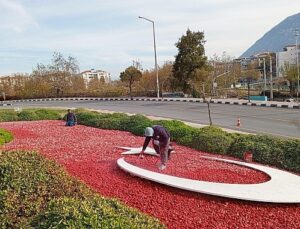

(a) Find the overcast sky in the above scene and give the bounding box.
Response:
[1,0,300,79]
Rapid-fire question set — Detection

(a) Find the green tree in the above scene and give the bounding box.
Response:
[173,29,208,94]
[120,66,142,99]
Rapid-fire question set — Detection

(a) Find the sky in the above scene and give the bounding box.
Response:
[1,0,300,79]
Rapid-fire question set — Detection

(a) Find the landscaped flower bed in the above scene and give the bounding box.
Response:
[0,120,299,228]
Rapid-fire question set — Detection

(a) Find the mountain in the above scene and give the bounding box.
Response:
[241,12,300,57]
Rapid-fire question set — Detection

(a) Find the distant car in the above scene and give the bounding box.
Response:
[162,92,185,98]
[285,98,294,102]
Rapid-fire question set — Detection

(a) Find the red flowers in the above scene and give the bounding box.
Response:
[1,120,299,229]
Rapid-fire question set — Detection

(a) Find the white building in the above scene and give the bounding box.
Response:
[277,45,300,77]
[81,69,111,84]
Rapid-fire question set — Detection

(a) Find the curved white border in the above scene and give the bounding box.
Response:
[117,156,300,203]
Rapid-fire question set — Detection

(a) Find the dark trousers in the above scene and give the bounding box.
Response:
[152,138,170,165]
[66,121,75,126]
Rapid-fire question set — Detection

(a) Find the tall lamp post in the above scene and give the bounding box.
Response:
[138,16,160,98]
[294,29,300,102]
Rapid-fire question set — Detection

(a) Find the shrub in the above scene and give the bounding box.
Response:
[0,110,19,122]
[280,139,300,172]
[0,151,165,228]
[191,126,234,155]
[0,129,13,145]
[154,120,199,146]
[75,110,103,127]
[96,113,130,130]
[31,197,163,229]
[228,134,300,173]
[34,109,61,120]
[121,115,153,136]
[18,110,39,121]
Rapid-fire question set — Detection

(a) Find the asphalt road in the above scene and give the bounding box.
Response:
[7,100,300,139]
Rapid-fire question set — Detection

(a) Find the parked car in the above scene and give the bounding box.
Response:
[285,98,294,102]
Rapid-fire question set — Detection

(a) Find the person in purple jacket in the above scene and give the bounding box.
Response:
[140,125,174,170]
[65,109,77,126]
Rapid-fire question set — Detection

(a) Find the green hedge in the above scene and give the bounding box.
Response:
[0,109,63,122]
[0,110,19,122]
[0,151,165,228]
[74,110,300,173]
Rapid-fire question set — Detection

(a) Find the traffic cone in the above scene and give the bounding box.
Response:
[237,118,241,127]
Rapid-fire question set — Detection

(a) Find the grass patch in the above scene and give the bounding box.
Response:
[0,129,13,145]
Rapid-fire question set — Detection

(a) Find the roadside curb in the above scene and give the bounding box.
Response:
[3,97,300,109]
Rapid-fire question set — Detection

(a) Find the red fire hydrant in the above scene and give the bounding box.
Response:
[243,152,253,162]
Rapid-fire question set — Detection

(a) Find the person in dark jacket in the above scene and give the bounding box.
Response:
[140,125,174,170]
[65,109,77,126]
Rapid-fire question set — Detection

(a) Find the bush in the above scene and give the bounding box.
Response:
[0,129,13,145]
[34,109,61,120]
[18,110,39,121]
[0,110,19,122]
[31,197,163,229]
[229,134,300,173]
[154,120,198,146]
[76,110,103,127]
[95,113,130,130]
[120,115,153,136]
[191,126,234,155]
[0,151,165,228]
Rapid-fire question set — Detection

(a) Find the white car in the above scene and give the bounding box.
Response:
[285,98,294,102]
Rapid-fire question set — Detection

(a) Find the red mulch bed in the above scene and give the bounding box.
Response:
[0,120,299,229]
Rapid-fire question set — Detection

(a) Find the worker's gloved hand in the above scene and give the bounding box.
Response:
[139,150,144,159]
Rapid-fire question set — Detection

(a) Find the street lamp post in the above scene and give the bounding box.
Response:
[294,29,300,102]
[138,16,160,98]
[263,58,267,97]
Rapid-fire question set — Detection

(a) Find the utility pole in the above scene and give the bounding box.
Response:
[294,29,300,102]
[270,55,273,101]
[263,58,267,97]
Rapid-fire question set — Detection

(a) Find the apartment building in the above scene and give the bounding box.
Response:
[81,69,111,84]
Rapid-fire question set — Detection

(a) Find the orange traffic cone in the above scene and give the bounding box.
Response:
[237,118,241,127]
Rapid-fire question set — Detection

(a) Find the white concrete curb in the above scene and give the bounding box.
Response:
[3,97,300,109]
[117,156,300,203]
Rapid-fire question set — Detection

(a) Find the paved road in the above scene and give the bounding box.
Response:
[8,100,300,139]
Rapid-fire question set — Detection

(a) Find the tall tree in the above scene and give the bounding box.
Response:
[32,52,80,97]
[173,29,214,125]
[173,29,207,94]
[120,66,142,99]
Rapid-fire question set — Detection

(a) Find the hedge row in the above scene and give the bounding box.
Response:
[75,110,300,173]
[0,109,63,122]
[0,151,165,228]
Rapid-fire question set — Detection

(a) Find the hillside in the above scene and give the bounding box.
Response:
[241,12,300,57]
